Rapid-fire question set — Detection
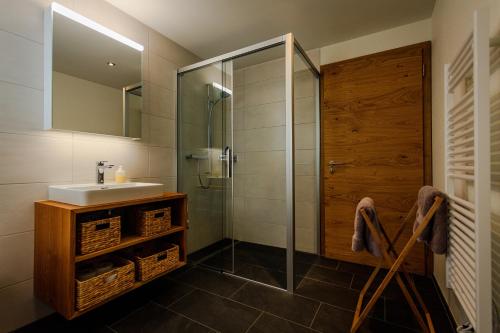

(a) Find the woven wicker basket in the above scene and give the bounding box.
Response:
[77,216,121,255]
[133,243,179,281]
[136,207,171,237]
[75,257,134,310]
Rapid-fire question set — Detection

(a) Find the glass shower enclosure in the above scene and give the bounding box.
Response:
[177,34,319,291]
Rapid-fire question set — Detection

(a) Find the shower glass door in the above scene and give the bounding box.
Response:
[178,61,232,272]
[178,34,319,292]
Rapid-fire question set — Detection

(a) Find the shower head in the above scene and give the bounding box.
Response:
[211,82,232,99]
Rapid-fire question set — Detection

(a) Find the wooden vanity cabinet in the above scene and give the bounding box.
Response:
[34,193,187,319]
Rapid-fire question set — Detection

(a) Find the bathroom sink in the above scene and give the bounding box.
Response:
[48,183,164,206]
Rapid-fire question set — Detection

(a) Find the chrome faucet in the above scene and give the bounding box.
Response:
[96,161,114,184]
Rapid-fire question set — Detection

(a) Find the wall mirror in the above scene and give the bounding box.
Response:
[44,3,144,138]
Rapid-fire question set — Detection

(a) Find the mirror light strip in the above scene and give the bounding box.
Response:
[51,2,144,52]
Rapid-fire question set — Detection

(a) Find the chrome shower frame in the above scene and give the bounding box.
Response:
[177,33,320,293]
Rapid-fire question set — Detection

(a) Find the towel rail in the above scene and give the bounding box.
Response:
[448,147,474,156]
[450,216,476,239]
[449,255,476,292]
[448,109,473,127]
[449,128,474,141]
[450,223,476,250]
[449,274,477,325]
[448,194,475,210]
[450,201,476,220]
[448,90,474,117]
[448,166,474,172]
[449,34,473,74]
[448,173,474,181]
[450,211,476,232]
[444,8,492,331]
[448,137,475,149]
[449,255,476,301]
[448,118,474,133]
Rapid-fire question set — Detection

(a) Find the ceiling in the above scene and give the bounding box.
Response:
[105,0,435,60]
[53,11,142,89]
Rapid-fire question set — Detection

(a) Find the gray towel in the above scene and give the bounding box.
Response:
[413,186,448,254]
[352,197,382,258]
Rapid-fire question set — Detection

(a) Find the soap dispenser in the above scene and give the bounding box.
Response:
[115,165,127,183]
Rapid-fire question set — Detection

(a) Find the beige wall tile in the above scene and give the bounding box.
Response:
[242,174,285,200]
[245,101,285,129]
[294,97,315,124]
[146,82,175,120]
[245,151,285,176]
[244,126,285,152]
[295,123,315,150]
[0,133,72,184]
[72,137,148,182]
[0,31,43,89]
[149,115,175,148]
[244,58,285,85]
[0,81,43,131]
[295,176,316,202]
[296,227,315,253]
[245,78,285,107]
[245,198,286,226]
[0,183,49,236]
[149,53,177,91]
[0,232,34,289]
[294,71,315,99]
[0,0,45,43]
[149,147,176,178]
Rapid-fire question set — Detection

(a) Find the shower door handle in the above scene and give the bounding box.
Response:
[223,146,232,178]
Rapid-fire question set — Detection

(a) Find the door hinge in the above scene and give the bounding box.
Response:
[422,64,425,77]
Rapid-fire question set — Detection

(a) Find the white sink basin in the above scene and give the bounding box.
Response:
[48,182,164,206]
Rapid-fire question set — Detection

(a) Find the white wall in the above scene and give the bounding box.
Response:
[320,19,432,65]
[52,71,123,136]
[431,0,500,324]
[0,0,198,331]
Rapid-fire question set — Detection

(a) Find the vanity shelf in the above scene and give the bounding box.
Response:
[34,192,187,319]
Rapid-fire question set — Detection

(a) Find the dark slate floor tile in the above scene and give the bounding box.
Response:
[351,271,404,300]
[111,302,212,333]
[78,287,153,326]
[295,278,359,311]
[236,241,287,258]
[198,251,249,272]
[230,282,319,326]
[385,297,420,329]
[303,264,353,288]
[13,314,113,333]
[337,261,374,275]
[295,252,339,270]
[173,266,246,297]
[248,313,317,333]
[169,289,260,333]
[188,239,232,263]
[235,264,286,288]
[311,303,417,333]
[151,279,194,307]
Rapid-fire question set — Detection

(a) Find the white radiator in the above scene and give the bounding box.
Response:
[444,8,492,332]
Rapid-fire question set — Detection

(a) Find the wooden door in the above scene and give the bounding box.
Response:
[320,42,432,275]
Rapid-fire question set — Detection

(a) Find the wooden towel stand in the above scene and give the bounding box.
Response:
[351,196,444,333]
